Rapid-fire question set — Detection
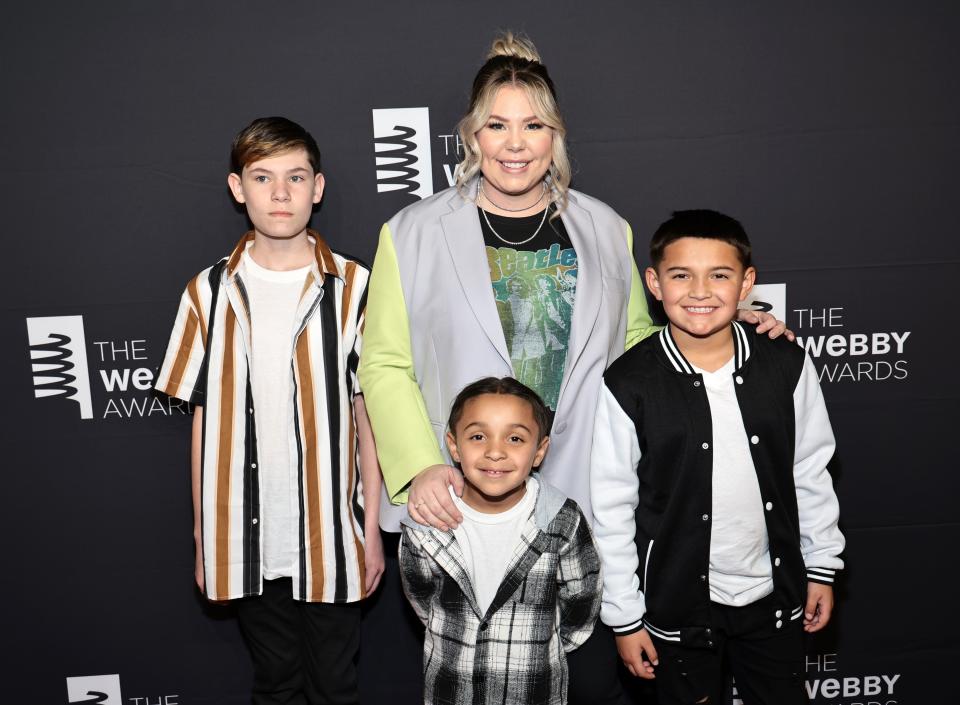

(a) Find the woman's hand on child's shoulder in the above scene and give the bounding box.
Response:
[738,309,795,341]
[408,464,465,531]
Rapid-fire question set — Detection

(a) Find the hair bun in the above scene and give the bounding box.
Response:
[487,31,541,63]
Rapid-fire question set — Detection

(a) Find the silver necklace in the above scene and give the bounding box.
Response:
[481,203,550,246]
[479,175,547,212]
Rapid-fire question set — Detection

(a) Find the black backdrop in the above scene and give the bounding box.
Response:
[3,2,958,704]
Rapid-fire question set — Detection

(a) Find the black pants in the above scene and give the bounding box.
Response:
[651,595,807,705]
[567,619,631,705]
[236,578,361,705]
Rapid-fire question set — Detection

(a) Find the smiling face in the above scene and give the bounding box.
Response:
[645,237,756,344]
[446,393,549,513]
[476,85,554,211]
[227,148,324,241]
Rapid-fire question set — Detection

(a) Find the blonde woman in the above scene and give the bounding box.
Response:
[359,33,785,703]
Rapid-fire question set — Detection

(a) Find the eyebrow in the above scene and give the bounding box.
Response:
[487,114,541,123]
[246,166,311,175]
[462,421,533,433]
[664,265,736,272]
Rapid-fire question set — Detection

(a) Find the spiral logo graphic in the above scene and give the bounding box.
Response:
[740,283,786,323]
[372,107,433,199]
[26,315,93,419]
[66,674,122,704]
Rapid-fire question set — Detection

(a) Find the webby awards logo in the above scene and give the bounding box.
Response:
[25,315,193,420]
[741,283,786,323]
[66,675,122,705]
[742,284,911,384]
[65,673,180,705]
[730,652,903,705]
[372,107,434,199]
[27,315,93,419]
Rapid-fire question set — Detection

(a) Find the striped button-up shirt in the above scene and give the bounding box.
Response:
[155,231,370,603]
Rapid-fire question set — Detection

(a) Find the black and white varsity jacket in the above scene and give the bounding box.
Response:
[590,322,844,647]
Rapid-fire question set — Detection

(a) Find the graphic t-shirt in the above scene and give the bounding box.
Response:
[479,207,577,411]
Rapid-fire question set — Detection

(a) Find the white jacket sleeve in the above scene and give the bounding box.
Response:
[590,384,645,633]
[793,354,845,584]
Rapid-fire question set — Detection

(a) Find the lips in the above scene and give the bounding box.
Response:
[498,160,530,170]
[269,211,294,217]
[478,468,512,477]
[684,306,718,314]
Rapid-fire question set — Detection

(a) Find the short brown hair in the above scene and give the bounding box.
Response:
[448,377,551,442]
[230,116,322,174]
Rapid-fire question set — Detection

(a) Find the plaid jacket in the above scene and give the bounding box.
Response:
[399,478,601,705]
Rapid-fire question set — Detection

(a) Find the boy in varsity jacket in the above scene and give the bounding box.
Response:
[590,210,844,705]
[155,117,383,705]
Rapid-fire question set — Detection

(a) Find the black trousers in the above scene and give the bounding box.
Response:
[650,595,807,705]
[567,619,631,705]
[236,578,361,705]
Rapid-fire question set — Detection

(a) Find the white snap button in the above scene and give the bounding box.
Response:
[702,514,709,521]
[776,610,783,618]
[750,435,759,444]
[702,442,709,450]
[765,501,773,511]
[774,557,781,567]
[252,518,258,525]
[735,376,743,384]
[776,620,783,629]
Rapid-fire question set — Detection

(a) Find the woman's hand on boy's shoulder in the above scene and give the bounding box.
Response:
[615,628,659,679]
[737,309,795,341]
[408,464,465,531]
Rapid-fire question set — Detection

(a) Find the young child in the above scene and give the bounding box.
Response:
[154,117,383,704]
[400,377,601,705]
[590,210,844,705]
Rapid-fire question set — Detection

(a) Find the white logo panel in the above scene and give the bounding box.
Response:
[740,283,786,324]
[66,674,122,704]
[26,315,93,419]
[372,107,433,199]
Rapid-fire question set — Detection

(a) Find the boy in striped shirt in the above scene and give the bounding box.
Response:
[156,117,383,705]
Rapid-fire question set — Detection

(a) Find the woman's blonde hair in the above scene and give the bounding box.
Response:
[455,32,571,215]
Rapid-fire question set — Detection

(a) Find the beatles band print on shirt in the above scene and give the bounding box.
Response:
[486,242,577,411]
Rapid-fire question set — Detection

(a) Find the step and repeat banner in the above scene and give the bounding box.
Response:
[3,2,958,704]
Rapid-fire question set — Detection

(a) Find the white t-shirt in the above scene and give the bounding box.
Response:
[451,476,539,614]
[692,357,774,607]
[242,249,310,579]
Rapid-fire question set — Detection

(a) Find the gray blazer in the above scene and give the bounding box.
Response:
[378,178,649,527]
